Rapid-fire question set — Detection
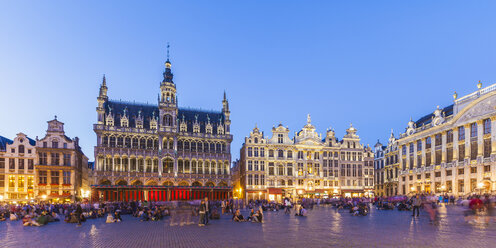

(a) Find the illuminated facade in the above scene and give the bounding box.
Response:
[396,82,496,196]
[35,118,89,201]
[91,57,232,202]
[0,133,36,202]
[373,141,385,196]
[238,115,374,202]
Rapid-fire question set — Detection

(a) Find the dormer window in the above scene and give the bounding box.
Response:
[278,134,283,144]
[206,123,213,134]
[217,125,224,135]
[52,141,58,148]
[180,122,187,132]
[150,121,157,130]
[193,123,200,133]
[136,121,143,129]
[121,117,129,127]
[106,117,114,126]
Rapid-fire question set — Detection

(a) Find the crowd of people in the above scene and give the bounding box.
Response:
[1,194,495,228]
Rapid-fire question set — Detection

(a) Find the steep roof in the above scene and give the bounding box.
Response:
[415,104,454,127]
[0,136,13,151]
[105,100,225,134]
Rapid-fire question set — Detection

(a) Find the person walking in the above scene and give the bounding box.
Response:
[203,197,210,225]
[75,203,83,226]
[412,195,421,217]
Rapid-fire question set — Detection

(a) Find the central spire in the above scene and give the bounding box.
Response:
[162,43,174,84]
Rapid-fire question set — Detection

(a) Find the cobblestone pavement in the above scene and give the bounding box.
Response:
[1,205,495,248]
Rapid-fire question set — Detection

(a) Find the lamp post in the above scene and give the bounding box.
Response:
[478,182,484,195]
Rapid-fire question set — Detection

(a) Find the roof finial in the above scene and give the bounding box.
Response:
[54,115,57,120]
[102,74,106,86]
[223,90,226,101]
[307,114,311,124]
[166,42,170,61]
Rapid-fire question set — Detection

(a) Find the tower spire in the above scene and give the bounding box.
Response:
[162,43,174,84]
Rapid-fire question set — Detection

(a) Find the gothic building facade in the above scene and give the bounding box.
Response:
[91,57,233,202]
[236,115,374,202]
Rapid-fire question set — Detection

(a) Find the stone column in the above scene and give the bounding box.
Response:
[464,124,471,160]
[413,140,418,168]
[421,138,426,167]
[453,128,459,162]
[477,120,484,157]
[491,116,496,155]
[441,131,447,163]
[430,135,436,166]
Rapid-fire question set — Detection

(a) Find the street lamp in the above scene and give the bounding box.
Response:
[478,182,484,195]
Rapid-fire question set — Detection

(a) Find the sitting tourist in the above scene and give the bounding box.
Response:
[114,211,122,222]
[232,209,244,222]
[106,213,115,223]
[22,215,41,226]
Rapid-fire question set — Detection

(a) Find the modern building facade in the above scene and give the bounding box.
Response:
[237,115,373,202]
[91,57,232,202]
[35,118,89,202]
[0,133,36,202]
[396,82,496,196]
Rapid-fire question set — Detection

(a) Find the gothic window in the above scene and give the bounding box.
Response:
[132,137,138,148]
[117,137,123,147]
[216,143,221,153]
[140,138,146,149]
[163,158,173,174]
[130,158,136,171]
[191,141,197,152]
[184,141,190,151]
[138,158,144,172]
[163,114,173,126]
[177,140,183,151]
[146,139,152,149]
[109,136,116,147]
[125,137,131,148]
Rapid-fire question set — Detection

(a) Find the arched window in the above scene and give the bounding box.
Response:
[163,114,173,126]
[125,137,131,148]
[163,158,174,174]
[18,145,25,154]
[177,140,183,151]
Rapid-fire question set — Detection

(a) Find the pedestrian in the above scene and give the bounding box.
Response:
[75,204,83,227]
[412,195,421,217]
[203,197,210,225]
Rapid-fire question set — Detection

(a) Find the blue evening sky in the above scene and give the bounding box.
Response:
[1,1,495,161]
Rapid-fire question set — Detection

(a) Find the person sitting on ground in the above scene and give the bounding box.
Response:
[232,209,244,222]
[10,213,18,221]
[140,210,150,221]
[50,212,60,222]
[22,215,41,226]
[247,209,255,222]
[114,211,122,222]
[106,213,115,223]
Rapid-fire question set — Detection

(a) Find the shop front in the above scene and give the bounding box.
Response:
[91,185,231,202]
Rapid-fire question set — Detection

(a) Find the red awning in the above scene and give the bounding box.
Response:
[268,188,283,194]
